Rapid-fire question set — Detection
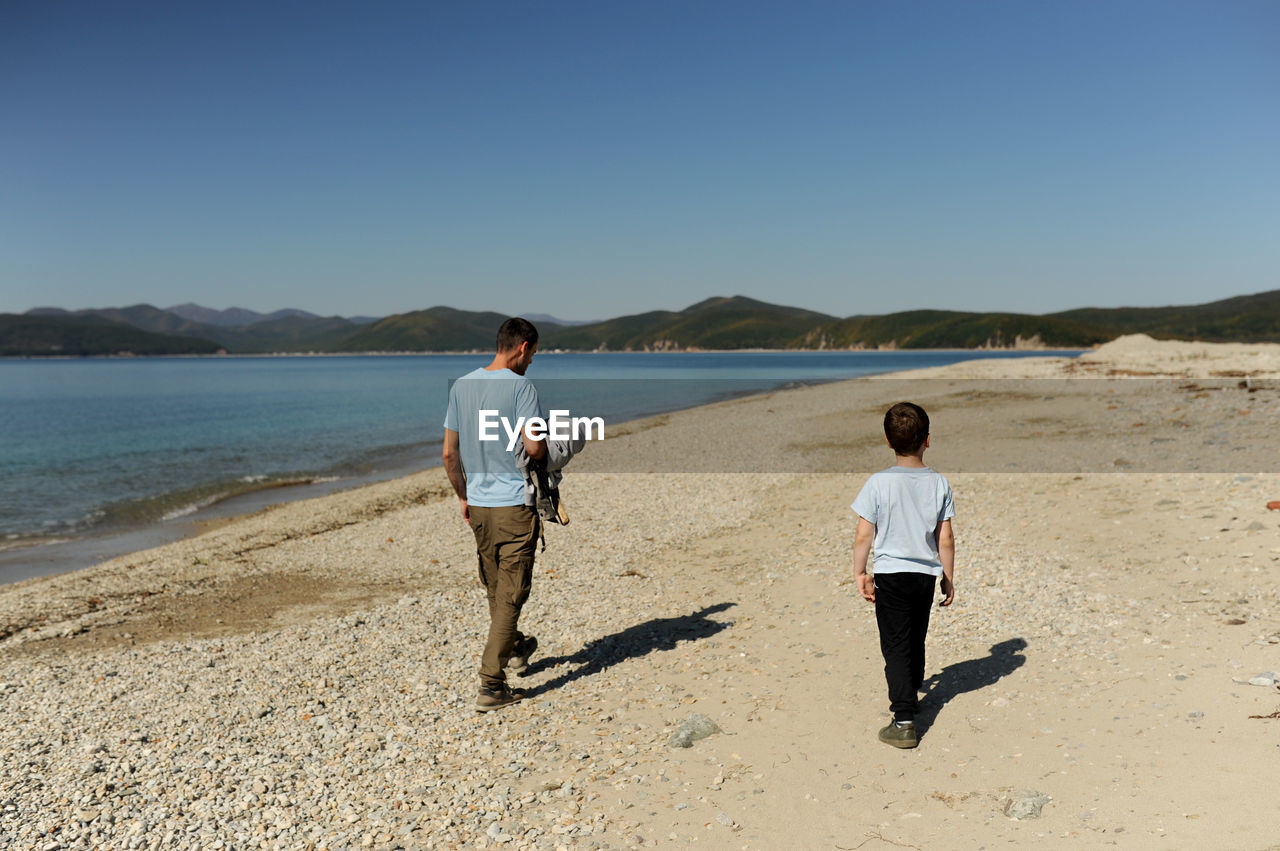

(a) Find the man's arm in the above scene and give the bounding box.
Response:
[442,428,468,521]
[522,426,547,460]
[853,517,875,603]
[520,387,547,460]
[937,518,955,606]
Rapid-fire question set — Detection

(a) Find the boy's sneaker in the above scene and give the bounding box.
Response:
[877,720,918,749]
[507,635,538,673]
[476,685,524,712]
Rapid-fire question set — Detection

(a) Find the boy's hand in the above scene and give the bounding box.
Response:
[856,573,875,603]
[939,576,954,606]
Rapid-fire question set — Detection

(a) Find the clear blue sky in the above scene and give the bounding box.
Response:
[2,0,1276,321]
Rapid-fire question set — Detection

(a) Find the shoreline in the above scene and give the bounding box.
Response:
[1,349,1088,584]
[1,345,1092,360]
[0,464,432,585]
[1,334,1279,847]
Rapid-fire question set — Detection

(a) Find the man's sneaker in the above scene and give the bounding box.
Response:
[476,685,524,712]
[877,720,918,749]
[507,635,538,673]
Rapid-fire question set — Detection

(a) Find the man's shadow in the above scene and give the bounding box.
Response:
[521,602,736,697]
[916,637,1027,738]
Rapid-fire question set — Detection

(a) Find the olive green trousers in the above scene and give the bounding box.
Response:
[467,505,539,689]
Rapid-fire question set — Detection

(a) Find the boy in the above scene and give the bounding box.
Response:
[852,402,955,749]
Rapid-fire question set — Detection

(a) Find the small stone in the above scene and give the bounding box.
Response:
[716,813,735,827]
[1005,791,1051,820]
[668,714,721,749]
[486,822,513,842]
[1187,711,1204,719]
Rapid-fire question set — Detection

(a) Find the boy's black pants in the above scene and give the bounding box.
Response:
[874,572,937,721]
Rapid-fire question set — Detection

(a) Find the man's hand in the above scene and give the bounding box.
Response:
[856,573,875,603]
[459,498,470,523]
[522,426,546,460]
[940,575,955,606]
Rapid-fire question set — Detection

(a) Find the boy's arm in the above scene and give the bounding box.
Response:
[853,517,875,603]
[937,518,955,606]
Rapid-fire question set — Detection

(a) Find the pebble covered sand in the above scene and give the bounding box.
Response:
[2,336,1279,849]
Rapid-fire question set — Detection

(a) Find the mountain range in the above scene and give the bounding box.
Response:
[3,290,1279,356]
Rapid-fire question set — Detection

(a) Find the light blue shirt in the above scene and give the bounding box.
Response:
[444,367,542,507]
[851,466,955,577]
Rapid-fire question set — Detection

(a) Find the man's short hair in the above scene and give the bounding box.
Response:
[496,317,539,353]
[884,402,929,455]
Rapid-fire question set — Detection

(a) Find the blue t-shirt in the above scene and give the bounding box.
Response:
[851,466,955,577]
[444,367,542,507]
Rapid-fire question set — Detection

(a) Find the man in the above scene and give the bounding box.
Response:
[443,317,546,712]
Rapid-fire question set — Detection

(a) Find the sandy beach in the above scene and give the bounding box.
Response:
[2,334,1279,850]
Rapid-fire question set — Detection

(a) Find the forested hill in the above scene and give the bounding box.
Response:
[0,313,222,356]
[7,289,1279,355]
[540,296,837,350]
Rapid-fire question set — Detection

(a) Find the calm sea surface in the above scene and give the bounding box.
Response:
[0,351,1078,567]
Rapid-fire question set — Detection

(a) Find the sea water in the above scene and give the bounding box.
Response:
[0,350,1079,560]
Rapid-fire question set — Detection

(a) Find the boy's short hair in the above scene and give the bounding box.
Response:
[884,402,929,455]
[496,317,539,353]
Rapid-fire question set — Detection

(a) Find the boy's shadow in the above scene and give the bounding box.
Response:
[917,637,1027,738]
[521,602,736,697]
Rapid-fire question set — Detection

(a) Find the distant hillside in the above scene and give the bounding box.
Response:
[14,288,1280,356]
[29,304,222,339]
[1050,289,1280,342]
[333,306,512,351]
[27,305,360,353]
[166,303,321,327]
[1,313,222,356]
[798,310,1117,349]
[216,315,361,352]
[541,296,837,350]
[520,312,596,327]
